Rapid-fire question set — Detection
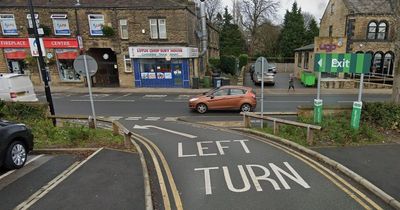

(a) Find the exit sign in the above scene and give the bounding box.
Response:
[314,53,372,73]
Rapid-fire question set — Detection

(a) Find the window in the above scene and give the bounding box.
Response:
[0,14,18,35]
[304,52,309,69]
[119,19,128,39]
[329,25,333,37]
[372,52,383,74]
[367,21,377,40]
[213,89,229,97]
[124,55,132,73]
[377,22,387,40]
[88,14,104,36]
[27,14,39,28]
[230,89,245,95]
[297,52,302,67]
[51,14,70,35]
[383,52,394,76]
[149,18,167,39]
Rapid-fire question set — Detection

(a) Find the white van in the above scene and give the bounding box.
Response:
[0,74,38,102]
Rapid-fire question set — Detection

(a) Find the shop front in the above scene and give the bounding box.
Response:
[0,38,29,74]
[129,46,198,88]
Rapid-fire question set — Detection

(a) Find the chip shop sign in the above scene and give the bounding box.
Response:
[129,46,199,59]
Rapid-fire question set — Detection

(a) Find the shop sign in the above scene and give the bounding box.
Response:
[53,19,70,35]
[29,38,46,57]
[0,38,29,48]
[129,46,199,59]
[0,18,18,35]
[43,38,79,49]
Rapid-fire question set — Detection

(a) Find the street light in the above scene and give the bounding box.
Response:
[27,0,56,125]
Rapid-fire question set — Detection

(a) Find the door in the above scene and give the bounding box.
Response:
[228,88,247,109]
[206,88,230,110]
[172,63,183,87]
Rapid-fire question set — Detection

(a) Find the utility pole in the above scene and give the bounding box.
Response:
[28,0,56,125]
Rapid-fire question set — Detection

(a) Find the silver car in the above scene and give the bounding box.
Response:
[252,71,275,85]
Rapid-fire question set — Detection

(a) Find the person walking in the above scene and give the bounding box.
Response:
[288,73,295,92]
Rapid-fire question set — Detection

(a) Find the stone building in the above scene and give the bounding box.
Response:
[0,0,219,88]
[296,0,396,87]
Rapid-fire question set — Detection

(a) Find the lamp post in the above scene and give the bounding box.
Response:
[27,0,56,125]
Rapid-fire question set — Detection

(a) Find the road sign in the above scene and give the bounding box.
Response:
[73,55,98,77]
[255,57,268,128]
[314,53,372,74]
[255,57,268,73]
[314,99,323,124]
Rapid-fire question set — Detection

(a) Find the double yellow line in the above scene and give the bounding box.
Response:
[131,133,183,210]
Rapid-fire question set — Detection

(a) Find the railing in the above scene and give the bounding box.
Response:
[241,112,322,145]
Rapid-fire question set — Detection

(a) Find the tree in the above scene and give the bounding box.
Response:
[393,1,400,103]
[278,2,306,58]
[254,21,281,57]
[220,8,246,56]
[304,17,319,45]
[204,0,222,23]
[240,0,279,55]
[302,12,315,30]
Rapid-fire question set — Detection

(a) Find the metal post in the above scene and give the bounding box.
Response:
[317,72,321,100]
[358,73,364,102]
[260,58,264,129]
[84,54,97,128]
[28,0,56,125]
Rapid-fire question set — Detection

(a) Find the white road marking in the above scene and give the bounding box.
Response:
[164,117,178,121]
[266,101,311,103]
[0,155,44,181]
[145,117,161,121]
[108,116,123,121]
[82,94,110,98]
[177,95,191,99]
[125,117,142,121]
[70,99,135,102]
[165,100,187,103]
[133,125,197,139]
[143,95,167,98]
[112,93,132,100]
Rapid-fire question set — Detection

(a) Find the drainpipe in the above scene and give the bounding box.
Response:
[198,0,208,77]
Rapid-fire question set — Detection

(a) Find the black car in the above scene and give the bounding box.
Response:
[0,120,34,169]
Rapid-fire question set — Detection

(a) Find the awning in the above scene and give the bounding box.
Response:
[56,51,78,60]
[5,50,26,59]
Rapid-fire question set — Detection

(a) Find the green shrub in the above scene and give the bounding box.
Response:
[102,25,115,37]
[363,102,400,130]
[220,55,236,75]
[208,58,221,71]
[239,54,249,68]
[0,102,48,120]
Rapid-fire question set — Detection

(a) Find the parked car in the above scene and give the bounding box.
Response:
[252,71,275,86]
[0,74,38,102]
[0,120,34,169]
[189,86,257,114]
[268,63,277,74]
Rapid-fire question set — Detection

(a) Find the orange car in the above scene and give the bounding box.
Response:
[189,86,257,114]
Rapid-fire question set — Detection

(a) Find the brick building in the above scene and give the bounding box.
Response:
[0,0,219,88]
[296,0,396,85]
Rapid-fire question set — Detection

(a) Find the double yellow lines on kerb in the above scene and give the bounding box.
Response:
[131,133,183,210]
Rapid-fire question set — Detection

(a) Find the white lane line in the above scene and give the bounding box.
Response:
[82,94,110,98]
[125,117,142,121]
[165,100,187,103]
[15,148,104,210]
[145,117,161,121]
[177,95,191,99]
[70,99,135,102]
[108,116,123,121]
[164,117,178,121]
[133,125,197,139]
[266,101,311,103]
[112,93,133,100]
[143,95,167,98]
[0,155,44,181]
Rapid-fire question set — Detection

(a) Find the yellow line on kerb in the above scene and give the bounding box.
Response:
[136,138,171,210]
[250,135,383,210]
[141,137,184,210]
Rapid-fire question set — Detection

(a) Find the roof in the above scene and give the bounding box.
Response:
[343,0,394,14]
[0,0,189,9]
[294,44,315,52]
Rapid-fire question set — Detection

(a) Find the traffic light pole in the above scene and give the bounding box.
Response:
[28,0,56,125]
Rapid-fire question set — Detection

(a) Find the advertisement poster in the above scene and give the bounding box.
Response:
[53,19,70,35]
[89,19,104,36]
[157,72,165,79]
[1,18,18,35]
[28,38,46,57]
[148,73,156,79]
[164,72,172,79]
[141,72,149,79]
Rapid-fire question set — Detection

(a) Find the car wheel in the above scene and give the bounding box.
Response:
[4,141,27,170]
[196,103,208,114]
[241,103,252,112]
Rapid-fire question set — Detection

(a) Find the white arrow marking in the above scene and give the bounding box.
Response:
[318,59,323,67]
[133,125,197,139]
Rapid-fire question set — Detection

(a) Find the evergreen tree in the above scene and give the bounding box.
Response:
[278,2,306,58]
[219,8,245,57]
[304,17,319,45]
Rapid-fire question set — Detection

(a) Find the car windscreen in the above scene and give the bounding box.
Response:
[9,76,30,88]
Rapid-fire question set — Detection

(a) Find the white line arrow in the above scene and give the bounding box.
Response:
[318,59,323,67]
[133,125,197,139]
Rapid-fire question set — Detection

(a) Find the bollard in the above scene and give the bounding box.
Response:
[124,131,132,148]
[112,121,119,136]
[244,114,251,128]
[306,126,314,145]
[88,116,95,129]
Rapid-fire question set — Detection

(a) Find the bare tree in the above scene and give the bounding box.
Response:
[240,0,279,55]
[392,1,400,103]
[204,0,222,22]
[303,12,315,30]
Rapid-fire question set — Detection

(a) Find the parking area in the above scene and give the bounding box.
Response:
[244,72,304,89]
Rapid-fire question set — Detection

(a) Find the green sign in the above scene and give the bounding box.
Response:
[314,53,372,74]
[351,102,363,129]
[314,99,323,124]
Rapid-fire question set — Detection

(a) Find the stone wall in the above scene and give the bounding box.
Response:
[319,0,349,38]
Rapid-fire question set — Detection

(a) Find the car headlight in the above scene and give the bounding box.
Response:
[189,98,199,102]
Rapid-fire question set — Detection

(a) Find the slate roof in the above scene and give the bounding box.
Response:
[0,0,189,9]
[294,44,315,52]
[343,0,395,14]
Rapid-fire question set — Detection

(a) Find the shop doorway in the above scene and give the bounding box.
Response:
[87,48,119,87]
[7,60,26,74]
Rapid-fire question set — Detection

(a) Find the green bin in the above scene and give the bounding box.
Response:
[302,72,316,87]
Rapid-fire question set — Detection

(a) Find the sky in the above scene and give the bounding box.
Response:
[221,0,330,24]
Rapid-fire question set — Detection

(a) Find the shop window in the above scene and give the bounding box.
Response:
[377,22,387,40]
[149,18,167,39]
[56,49,80,81]
[51,14,70,36]
[7,60,26,74]
[0,14,18,35]
[88,14,104,36]
[27,14,39,28]
[367,21,377,40]
[119,19,128,39]
[304,52,309,69]
[123,55,132,73]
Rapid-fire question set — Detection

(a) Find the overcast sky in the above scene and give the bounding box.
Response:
[221,0,330,24]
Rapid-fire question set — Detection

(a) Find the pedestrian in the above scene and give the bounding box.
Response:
[288,73,295,92]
